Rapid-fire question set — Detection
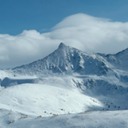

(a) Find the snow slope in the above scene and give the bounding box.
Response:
[0,76,102,117]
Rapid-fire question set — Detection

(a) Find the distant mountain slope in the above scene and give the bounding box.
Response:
[100,48,128,71]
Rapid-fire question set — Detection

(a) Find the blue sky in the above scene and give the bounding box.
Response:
[0,0,128,35]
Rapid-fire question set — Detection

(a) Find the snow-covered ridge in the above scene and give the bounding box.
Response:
[12,43,114,76]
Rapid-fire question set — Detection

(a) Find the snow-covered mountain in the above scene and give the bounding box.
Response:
[1,43,128,128]
[13,43,112,75]
[13,43,128,76]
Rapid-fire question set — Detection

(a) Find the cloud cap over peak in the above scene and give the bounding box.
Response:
[54,13,109,29]
[51,13,128,52]
[0,13,128,68]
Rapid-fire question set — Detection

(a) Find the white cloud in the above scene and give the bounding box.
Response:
[0,13,128,68]
[50,13,128,52]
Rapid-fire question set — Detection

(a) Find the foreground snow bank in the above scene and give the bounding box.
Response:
[12,110,128,128]
[1,110,128,128]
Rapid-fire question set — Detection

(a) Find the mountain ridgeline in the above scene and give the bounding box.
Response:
[13,42,126,76]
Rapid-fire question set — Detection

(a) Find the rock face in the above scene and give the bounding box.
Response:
[13,43,112,75]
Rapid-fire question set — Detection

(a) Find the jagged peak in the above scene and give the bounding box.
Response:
[58,42,67,49]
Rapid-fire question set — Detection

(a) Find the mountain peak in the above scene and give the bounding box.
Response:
[58,42,67,49]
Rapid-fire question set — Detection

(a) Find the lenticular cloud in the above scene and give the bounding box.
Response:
[0,13,128,68]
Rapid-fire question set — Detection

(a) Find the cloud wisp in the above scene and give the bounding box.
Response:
[0,13,128,68]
